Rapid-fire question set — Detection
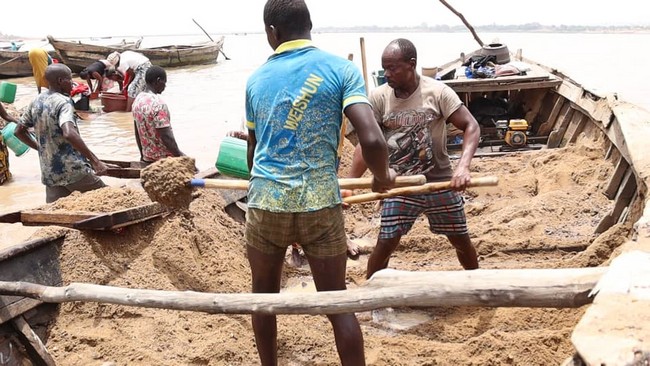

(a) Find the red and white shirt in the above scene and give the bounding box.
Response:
[132,90,174,162]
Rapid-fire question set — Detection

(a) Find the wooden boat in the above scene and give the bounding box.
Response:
[46,35,226,73]
[0,48,60,77]
[0,44,648,364]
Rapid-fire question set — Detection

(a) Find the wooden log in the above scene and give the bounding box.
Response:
[0,267,606,315]
[344,176,498,204]
[190,175,427,191]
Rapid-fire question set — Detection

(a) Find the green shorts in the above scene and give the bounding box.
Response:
[245,205,347,257]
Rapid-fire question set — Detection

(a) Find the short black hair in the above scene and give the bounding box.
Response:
[145,65,166,84]
[263,0,312,35]
[79,70,89,79]
[391,38,418,63]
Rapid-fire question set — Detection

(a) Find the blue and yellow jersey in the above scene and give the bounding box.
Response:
[245,40,368,212]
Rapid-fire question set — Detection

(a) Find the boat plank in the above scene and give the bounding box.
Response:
[522,89,548,127]
[20,211,98,227]
[11,315,56,366]
[72,202,166,231]
[547,105,575,148]
[0,235,62,324]
[571,250,650,366]
[537,94,565,136]
[595,169,636,234]
[564,113,588,145]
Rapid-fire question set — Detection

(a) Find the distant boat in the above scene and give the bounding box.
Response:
[0,48,60,78]
[47,35,226,73]
[0,41,24,50]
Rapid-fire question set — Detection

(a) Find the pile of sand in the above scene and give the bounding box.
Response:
[31,135,634,365]
[140,156,196,210]
[40,186,152,212]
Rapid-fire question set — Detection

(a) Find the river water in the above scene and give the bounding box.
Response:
[1,31,649,244]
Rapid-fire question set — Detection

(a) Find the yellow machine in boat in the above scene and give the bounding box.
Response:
[495,119,530,148]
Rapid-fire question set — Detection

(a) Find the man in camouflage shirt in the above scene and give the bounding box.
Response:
[16,64,110,203]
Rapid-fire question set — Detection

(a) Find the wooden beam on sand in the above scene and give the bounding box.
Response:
[0,267,606,315]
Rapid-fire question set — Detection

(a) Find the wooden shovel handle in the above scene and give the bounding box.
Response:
[338,175,426,189]
[189,175,427,191]
[343,176,499,205]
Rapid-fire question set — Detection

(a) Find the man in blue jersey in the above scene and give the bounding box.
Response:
[244,0,396,365]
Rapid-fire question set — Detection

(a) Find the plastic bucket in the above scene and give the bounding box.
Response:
[215,136,249,179]
[0,82,17,104]
[100,92,127,113]
[1,122,30,157]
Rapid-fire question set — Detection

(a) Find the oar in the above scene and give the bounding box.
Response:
[192,18,230,60]
[189,175,428,190]
[343,176,498,204]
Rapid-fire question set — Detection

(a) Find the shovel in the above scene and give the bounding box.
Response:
[189,175,428,190]
[343,176,499,204]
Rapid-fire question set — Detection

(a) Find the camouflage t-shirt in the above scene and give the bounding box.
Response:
[20,91,91,186]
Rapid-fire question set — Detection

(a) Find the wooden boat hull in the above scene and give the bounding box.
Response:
[0,49,60,78]
[427,48,650,365]
[1,47,649,365]
[46,35,225,73]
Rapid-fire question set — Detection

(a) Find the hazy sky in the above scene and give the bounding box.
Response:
[3,0,645,38]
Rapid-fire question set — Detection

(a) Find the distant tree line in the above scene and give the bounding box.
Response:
[315,23,650,34]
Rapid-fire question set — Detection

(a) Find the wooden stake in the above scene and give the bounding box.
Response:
[360,37,369,94]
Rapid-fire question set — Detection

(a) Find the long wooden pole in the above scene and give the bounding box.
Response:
[0,267,606,314]
[189,175,427,190]
[359,37,369,93]
[192,18,230,60]
[438,0,484,47]
[344,176,498,204]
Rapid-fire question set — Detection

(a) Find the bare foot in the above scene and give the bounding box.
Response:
[288,245,305,267]
[347,237,360,257]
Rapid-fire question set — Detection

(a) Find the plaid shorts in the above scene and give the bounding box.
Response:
[246,205,347,257]
[379,189,468,239]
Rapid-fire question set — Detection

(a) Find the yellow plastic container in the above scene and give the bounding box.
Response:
[0,82,17,104]
[215,136,249,179]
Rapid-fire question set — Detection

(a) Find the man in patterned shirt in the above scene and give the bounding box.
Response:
[131,65,185,164]
[346,38,481,279]
[15,64,109,203]
[244,0,396,365]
